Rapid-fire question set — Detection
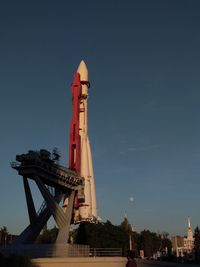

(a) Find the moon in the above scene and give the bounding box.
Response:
[129,197,134,202]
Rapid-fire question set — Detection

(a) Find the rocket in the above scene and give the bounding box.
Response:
[68,60,98,223]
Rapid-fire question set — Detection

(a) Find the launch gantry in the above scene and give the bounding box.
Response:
[11,149,84,245]
[8,60,98,250]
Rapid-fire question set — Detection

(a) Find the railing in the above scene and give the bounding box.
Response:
[1,244,122,258]
[11,160,84,190]
[37,200,47,215]
[90,248,122,257]
[0,244,90,258]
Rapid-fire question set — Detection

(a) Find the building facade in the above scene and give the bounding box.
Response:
[171,218,194,257]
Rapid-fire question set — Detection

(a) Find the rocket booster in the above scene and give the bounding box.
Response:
[69,60,97,223]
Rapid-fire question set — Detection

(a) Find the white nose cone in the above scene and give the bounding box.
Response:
[77,60,88,81]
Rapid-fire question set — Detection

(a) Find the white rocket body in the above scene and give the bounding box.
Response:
[77,61,97,222]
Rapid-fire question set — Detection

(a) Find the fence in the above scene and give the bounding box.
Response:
[0,244,122,258]
[90,248,122,257]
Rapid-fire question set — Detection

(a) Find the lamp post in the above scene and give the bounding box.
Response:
[127,196,135,251]
[129,225,133,250]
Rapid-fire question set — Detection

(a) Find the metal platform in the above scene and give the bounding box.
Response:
[11,161,84,191]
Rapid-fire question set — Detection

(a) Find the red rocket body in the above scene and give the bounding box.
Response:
[69,73,81,175]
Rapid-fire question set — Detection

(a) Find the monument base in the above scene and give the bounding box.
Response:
[31,257,126,267]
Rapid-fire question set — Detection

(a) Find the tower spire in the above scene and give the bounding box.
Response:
[188,216,191,228]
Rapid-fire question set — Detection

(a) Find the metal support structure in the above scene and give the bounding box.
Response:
[13,185,63,245]
[23,177,37,225]
[11,150,83,246]
[56,191,75,243]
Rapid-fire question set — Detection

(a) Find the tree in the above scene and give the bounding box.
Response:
[158,232,172,255]
[138,230,161,258]
[35,226,58,244]
[73,220,171,259]
[0,226,9,246]
[120,217,132,233]
[74,220,133,255]
[120,217,136,254]
[194,226,200,263]
[75,222,89,245]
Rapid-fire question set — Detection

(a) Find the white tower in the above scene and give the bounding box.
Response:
[187,217,193,240]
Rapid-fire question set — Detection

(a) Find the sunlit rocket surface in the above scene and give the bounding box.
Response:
[68,60,98,223]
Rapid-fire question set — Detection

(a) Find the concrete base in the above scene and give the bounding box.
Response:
[31,257,126,267]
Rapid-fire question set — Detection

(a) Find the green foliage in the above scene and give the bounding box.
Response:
[74,220,131,255]
[159,232,172,254]
[194,226,200,263]
[0,226,8,233]
[74,220,172,258]
[75,222,89,245]
[120,217,132,233]
[138,230,172,257]
[0,226,9,245]
[138,230,156,257]
[35,226,58,244]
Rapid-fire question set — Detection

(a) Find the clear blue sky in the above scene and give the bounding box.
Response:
[0,0,200,236]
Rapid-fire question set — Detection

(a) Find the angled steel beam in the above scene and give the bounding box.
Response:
[56,191,75,243]
[35,176,70,230]
[12,193,63,245]
[23,177,37,225]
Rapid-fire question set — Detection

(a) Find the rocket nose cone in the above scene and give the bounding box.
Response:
[77,60,88,81]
